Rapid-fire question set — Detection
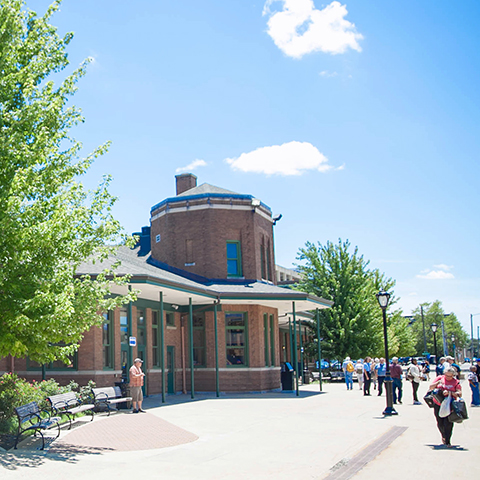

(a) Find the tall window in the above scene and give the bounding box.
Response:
[226,241,242,277]
[270,314,275,366]
[120,308,129,345]
[260,238,266,280]
[166,312,175,327]
[264,313,270,366]
[266,239,272,282]
[225,312,247,366]
[193,312,206,367]
[185,239,194,265]
[137,308,145,347]
[152,310,160,367]
[103,311,114,369]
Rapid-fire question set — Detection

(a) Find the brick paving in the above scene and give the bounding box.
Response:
[50,412,198,452]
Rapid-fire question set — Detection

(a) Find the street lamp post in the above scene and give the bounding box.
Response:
[470,313,480,358]
[431,323,438,364]
[451,334,456,362]
[376,290,397,416]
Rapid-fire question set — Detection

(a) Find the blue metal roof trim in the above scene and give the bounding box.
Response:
[150,193,272,214]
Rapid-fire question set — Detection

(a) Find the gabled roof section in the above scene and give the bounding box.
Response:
[177,182,239,197]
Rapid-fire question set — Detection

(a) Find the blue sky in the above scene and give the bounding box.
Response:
[32,0,480,333]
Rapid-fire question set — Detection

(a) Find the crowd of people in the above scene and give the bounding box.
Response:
[341,355,480,447]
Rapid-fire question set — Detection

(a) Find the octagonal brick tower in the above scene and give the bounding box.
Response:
[150,174,276,283]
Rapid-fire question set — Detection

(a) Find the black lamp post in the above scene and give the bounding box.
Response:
[376,290,397,416]
[431,323,438,364]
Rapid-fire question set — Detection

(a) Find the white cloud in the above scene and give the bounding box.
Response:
[416,270,455,280]
[263,0,363,59]
[319,70,338,77]
[175,159,207,174]
[226,141,338,176]
[433,264,454,271]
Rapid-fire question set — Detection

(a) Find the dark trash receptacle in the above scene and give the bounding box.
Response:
[115,381,131,410]
[303,367,310,384]
[281,362,295,391]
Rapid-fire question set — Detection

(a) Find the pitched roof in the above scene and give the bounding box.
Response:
[176,182,240,197]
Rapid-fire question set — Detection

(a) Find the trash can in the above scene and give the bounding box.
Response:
[115,381,131,410]
[303,366,310,384]
[281,362,295,391]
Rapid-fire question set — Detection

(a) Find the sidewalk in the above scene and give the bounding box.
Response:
[1,380,478,479]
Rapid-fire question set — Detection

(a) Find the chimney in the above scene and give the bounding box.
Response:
[175,173,197,195]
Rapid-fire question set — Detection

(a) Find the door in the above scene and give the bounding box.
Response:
[137,309,147,395]
[167,346,175,394]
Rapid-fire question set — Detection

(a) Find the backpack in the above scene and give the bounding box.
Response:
[346,362,354,373]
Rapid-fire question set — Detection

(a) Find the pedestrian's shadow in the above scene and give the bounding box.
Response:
[426,444,468,451]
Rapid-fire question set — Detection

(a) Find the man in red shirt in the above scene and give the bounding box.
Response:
[390,357,403,405]
[129,358,146,413]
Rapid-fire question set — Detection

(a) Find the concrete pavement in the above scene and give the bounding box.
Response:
[1,379,479,479]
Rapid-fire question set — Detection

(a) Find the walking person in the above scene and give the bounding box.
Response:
[372,358,379,391]
[436,357,446,376]
[342,356,354,390]
[363,356,372,396]
[390,356,403,404]
[375,358,386,396]
[427,366,462,447]
[129,358,146,413]
[407,358,422,405]
[355,360,364,391]
[467,365,480,407]
[422,360,431,381]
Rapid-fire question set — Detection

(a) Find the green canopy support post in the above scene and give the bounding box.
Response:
[128,285,133,381]
[189,298,194,399]
[160,291,165,403]
[316,308,322,392]
[289,319,293,364]
[299,321,303,385]
[42,364,46,381]
[214,300,220,398]
[293,302,299,397]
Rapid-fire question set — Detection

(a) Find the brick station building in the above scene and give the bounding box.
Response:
[1,174,331,395]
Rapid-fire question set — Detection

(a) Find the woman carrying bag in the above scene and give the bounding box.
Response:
[427,365,462,447]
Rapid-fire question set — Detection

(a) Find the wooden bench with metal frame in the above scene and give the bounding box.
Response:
[92,386,132,415]
[14,401,61,450]
[47,391,95,430]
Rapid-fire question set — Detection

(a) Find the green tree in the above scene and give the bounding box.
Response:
[409,302,468,358]
[0,0,135,363]
[296,239,414,359]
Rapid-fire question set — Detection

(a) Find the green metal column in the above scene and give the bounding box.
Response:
[214,300,220,397]
[298,321,303,384]
[316,308,322,392]
[128,285,133,379]
[292,302,299,397]
[289,319,293,363]
[160,291,165,403]
[189,298,194,399]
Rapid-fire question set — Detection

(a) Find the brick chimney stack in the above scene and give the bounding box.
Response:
[175,173,197,195]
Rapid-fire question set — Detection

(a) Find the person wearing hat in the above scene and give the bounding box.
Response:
[445,356,460,378]
[342,356,354,390]
[130,358,146,413]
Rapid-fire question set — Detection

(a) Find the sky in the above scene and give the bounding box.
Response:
[29,0,480,333]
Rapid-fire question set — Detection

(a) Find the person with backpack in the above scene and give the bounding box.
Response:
[342,356,355,390]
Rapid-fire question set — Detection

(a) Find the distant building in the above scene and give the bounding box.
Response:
[1,174,331,394]
[276,265,301,286]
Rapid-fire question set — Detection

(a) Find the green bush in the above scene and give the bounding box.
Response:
[0,373,95,434]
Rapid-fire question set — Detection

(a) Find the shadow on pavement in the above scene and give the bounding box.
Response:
[426,444,468,451]
[0,444,109,471]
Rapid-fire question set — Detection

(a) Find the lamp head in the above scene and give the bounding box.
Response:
[431,323,438,333]
[376,290,391,310]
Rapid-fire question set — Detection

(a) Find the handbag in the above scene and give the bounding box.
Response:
[423,390,435,408]
[448,398,468,423]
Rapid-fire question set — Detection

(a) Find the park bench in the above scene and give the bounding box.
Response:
[14,401,61,450]
[47,391,95,429]
[92,386,132,415]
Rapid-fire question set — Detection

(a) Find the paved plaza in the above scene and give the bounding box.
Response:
[1,380,479,479]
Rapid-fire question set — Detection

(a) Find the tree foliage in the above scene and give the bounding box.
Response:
[409,301,469,357]
[296,239,415,359]
[0,0,135,363]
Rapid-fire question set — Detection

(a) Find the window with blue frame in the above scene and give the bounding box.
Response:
[226,241,242,277]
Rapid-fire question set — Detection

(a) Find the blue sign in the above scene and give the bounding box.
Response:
[129,336,136,347]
